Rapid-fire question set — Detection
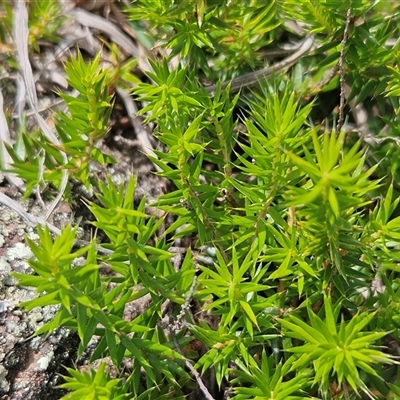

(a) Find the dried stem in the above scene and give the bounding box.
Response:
[205,36,315,95]
[336,8,352,133]
[342,379,350,400]
[168,276,216,400]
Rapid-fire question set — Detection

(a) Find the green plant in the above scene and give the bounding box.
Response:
[5,1,400,399]
[27,0,63,51]
[59,362,128,400]
[5,51,116,197]
[0,0,63,58]
[279,295,394,396]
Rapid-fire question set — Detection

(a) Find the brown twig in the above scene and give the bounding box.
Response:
[311,64,339,93]
[342,378,350,400]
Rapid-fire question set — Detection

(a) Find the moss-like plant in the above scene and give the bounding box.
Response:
[5,1,400,399]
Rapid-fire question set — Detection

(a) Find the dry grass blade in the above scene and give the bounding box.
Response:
[13,1,68,219]
[0,191,61,236]
[72,8,138,58]
[0,89,25,189]
[0,191,114,256]
[13,2,64,147]
[205,35,316,95]
[71,8,153,71]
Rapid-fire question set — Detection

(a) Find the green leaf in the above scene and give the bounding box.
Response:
[240,300,259,329]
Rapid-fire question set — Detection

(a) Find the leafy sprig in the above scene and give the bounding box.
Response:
[6,1,400,399]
